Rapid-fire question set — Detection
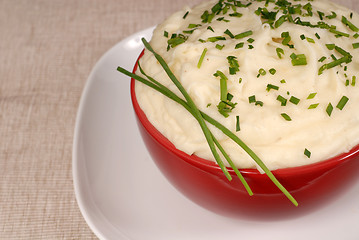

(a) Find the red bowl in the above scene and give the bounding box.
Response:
[130,51,359,219]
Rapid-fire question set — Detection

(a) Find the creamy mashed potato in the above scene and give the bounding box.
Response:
[136,0,359,171]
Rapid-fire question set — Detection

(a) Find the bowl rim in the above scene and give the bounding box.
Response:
[131,50,359,178]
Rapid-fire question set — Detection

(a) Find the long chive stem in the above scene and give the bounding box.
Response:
[117,53,297,206]
[141,38,233,181]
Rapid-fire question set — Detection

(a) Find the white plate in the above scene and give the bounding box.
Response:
[73,27,359,240]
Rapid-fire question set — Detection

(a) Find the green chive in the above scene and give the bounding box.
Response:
[249,95,256,103]
[353,43,359,49]
[207,26,215,32]
[207,36,226,42]
[119,39,298,205]
[197,48,208,69]
[235,42,244,49]
[304,148,311,158]
[307,92,317,99]
[227,56,240,75]
[318,56,326,62]
[342,16,359,32]
[224,29,235,38]
[216,44,225,50]
[291,53,307,66]
[308,103,319,109]
[183,11,189,19]
[236,115,240,132]
[234,30,253,39]
[281,113,292,121]
[269,68,276,75]
[326,103,333,116]
[289,96,300,105]
[214,70,228,101]
[336,96,349,110]
[275,15,287,28]
[276,47,284,59]
[326,44,335,50]
[277,95,287,106]
[266,84,279,91]
[258,68,266,76]
[306,37,315,43]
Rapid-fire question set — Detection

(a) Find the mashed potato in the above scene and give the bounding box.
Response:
[135,0,359,171]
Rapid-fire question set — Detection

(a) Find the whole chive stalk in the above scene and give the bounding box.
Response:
[118,39,298,206]
[141,38,233,181]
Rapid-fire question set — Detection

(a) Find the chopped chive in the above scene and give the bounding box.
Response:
[308,103,319,109]
[258,68,266,76]
[248,45,254,49]
[229,12,243,18]
[235,42,244,49]
[307,92,317,99]
[197,48,208,69]
[315,33,321,39]
[249,95,256,103]
[304,148,311,158]
[326,103,333,116]
[277,95,287,106]
[224,29,235,38]
[300,34,306,40]
[164,31,169,38]
[255,101,264,107]
[289,96,300,105]
[207,26,215,32]
[326,43,335,50]
[269,68,276,75]
[281,113,292,121]
[352,76,356,86]
[318,56,326,62]
[275,15,287,28]
[336,96,349,110]
[306,37,315,43]
[236,116,240,132]
[353,43,359,49]
[216,44,225,50]
[342,16,359,32]
[247,38,255,43]
[345,79,350,86]
[266,84,279,91]
[281,31,291,46]
[227,56,240,75]
[234,30,253,39]
[291,53,307,66]
[329,28,350,37]
[326,11,337,19]
[280,79,286,83]
[183,11,189,19]
[276,47,284,59]
[354,33,359,39]
[188,23,201,29]
[214,70,228,101]
[207,36,226,42]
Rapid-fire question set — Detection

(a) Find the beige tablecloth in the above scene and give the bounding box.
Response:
[0,0,356,239]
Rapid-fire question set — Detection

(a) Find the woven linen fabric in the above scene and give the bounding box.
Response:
[0,0,203,239]
[0,0,356,239]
